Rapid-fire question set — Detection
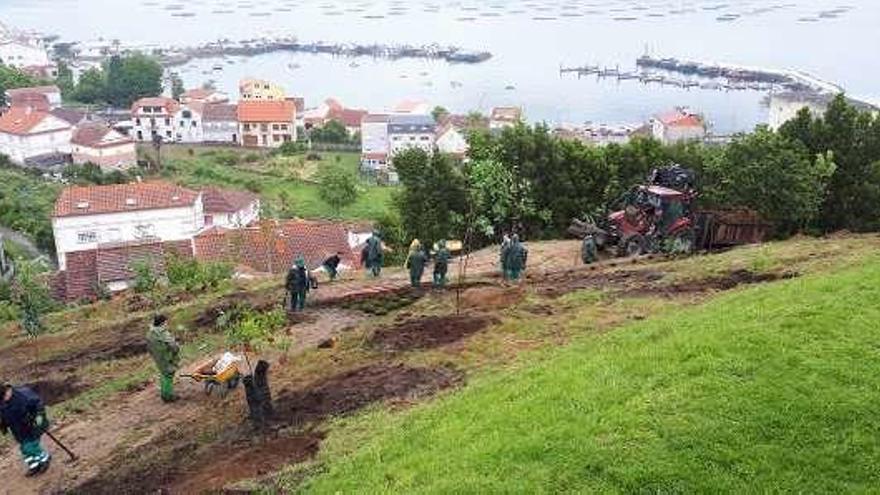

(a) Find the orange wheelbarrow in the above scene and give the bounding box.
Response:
[180,354,243,397]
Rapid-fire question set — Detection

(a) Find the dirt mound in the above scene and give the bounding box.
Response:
[536,269,666,298]
[276,364,463,426]
[28,378,87,406]
[459,286,524,310]
[339,289,423,316]
[169,433,323,494]
[667,269,799,293]
[369,315,498,352]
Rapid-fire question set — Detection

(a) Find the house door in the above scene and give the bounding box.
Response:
[243,135,258,147]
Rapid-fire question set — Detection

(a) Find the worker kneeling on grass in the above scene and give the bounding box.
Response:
[146,314,181,403]
[1,382,52,476]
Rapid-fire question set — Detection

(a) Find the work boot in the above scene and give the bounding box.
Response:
[35,454,52,475]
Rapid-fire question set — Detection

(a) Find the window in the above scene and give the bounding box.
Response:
[260,124,268,132]
[192,121,197,128]
[150,118,156,127]
[164,118,171,126]
[280,124,288,130]
[77,231,98,244]
[283,134,292,142]
[272,124,280,131]
[243,123,251,131]
[182,110,192,119]
[273,135,281,142]
[134,224,155,239]
[135,118,141,125]
[166,130,172,138]
[179,120,185,127]
[420,136,430,141]
[104,228,121,242]
[262,135,268,145]
[409,136,416,141]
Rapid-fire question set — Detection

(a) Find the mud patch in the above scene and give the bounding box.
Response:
[664,269,799,294]
[276,364,463,426]
[28,378,87,406]
[339,290,423,316]
[369,315,498,352]
[169,433,324,494]
[459,286,524,310]
[535,269,666,298]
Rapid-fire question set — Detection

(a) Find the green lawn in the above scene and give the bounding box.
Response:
[297,257,880,493]
[154,146,395,221]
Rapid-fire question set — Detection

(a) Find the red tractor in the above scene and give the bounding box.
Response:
[571,164,769,257]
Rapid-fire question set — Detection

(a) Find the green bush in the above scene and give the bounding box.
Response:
[0,301,19,323]
[132,259,158,294]
[276,141,306,156]
[221,305,287,350]
[166,255,233,292]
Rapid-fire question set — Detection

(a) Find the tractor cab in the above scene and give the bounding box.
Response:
[603,184,696,256]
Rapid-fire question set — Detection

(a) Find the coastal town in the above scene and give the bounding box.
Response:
[3,4,880,493]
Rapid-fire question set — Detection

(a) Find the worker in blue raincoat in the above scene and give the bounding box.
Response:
[1,382,52,476]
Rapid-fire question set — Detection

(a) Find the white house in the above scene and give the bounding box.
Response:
[181,88,229,105]
[201,188,261,228]
[51,181,205,271]
[0,39,50,69]
[0,106,73,164]
[202,103,239,144]
[435,121,469,158]
[360,113,390,170]
[652,109,707,144]
[490,107,523,130]
[388,114,436,157]
[130,97,180,143]
[70,122,137,171]
[174,102,205,143]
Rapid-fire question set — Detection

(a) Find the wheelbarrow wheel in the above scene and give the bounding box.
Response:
[228,374,241,390]
[204,381,216,396]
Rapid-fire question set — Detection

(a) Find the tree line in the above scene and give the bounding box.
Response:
[58,53,164,107]
[388,95,880,252]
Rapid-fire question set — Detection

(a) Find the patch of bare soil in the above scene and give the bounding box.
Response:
[535,269,666,298]
[28,378,88,406]
[664,269,799,294]
[338,289,424,316]
[275,364,464,427]
[369,315,499,352]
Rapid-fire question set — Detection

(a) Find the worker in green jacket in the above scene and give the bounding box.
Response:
[433,240,451,288]
[582,233,598,264]
[405,239,428,288]
[362,231,384,278]
[146,314,181,403]
[499,234,511,278]
[504,234,528,281]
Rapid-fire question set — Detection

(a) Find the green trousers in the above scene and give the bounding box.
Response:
[20,438,49,473]
[290,290,307,312]
[433,269,447,287]
[506,268,522,281]
[159,372,175,402]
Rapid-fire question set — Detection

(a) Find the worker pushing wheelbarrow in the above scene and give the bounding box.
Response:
[180,352,243,398]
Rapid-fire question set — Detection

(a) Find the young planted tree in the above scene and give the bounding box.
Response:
[317,163,360,217]
[11,262,54,337]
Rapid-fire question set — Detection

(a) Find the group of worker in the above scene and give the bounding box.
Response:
[403,239,451,289]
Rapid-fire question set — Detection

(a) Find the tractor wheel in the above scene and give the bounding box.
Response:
[618,235,646,257]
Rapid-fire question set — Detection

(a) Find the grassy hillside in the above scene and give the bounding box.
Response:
[154,146,395,221]
[298,255,880,493]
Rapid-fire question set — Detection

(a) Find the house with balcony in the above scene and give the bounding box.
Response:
[130,97,180,143]
[238,100,297,148]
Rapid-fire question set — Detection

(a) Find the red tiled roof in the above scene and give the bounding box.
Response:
[131,97,180,115]
[194,220,355,274]
[71,122,131,148]
[657,111,705,127]
[8,92,50,110]
[183,88,211,100]
[96,240,166,283]
[0,107,54,135]
[328,107,368,128]
[201,187,259,214]
[491,107,522,122]
[237,100,296,123]
[5,85,60,98]
[54,181,200,218]
[202,103,238,122]
[362,113,389,124]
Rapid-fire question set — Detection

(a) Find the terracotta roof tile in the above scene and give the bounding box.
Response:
[490,106,522,122]
[7,92,50,110]
[327,107,368,128]
[237,100,296,123]
[54,181,200,217]
[0,107,54,135]
[131,97,180,115]
[202,103,238,122]
[71,122,132,148]
[194,220,354,274]
[201,187,259,214]
[5,85,60,98]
